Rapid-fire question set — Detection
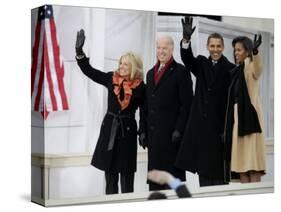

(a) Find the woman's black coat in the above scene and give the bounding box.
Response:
[223,64,262,182]
[145,59,193,181]
[176,44,235,181]
[77,57,145,173]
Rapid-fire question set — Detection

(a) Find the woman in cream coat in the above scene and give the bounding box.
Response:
[224,34,266,183]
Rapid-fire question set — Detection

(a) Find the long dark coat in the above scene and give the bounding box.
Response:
[175,44,235,181]
[77,57,145,173]
[145,59,193,181]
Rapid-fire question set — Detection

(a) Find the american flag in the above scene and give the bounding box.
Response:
[31,5,69,119]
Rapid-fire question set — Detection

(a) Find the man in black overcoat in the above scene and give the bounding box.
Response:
[175,16,236,186]
[141,35,193,191]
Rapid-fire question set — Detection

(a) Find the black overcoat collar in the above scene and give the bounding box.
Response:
[148,60,177,92]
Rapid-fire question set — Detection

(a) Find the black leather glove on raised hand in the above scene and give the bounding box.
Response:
[253,34,262,55]
[75,29,86,57]
[139,133,147,149]
[172,130,181,144]
[181,16,196,42]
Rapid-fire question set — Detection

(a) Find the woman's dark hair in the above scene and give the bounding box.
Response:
[232,36,253,62]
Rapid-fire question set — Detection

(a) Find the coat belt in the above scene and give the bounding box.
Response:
[107,112,132,151]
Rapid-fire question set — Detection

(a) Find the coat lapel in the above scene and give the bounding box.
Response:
[206,55,228,88]
[205,59,215,87]
[147,68,155,89]
[153,61,176,92]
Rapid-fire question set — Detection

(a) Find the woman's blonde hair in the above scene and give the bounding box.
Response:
[118,52,144,81]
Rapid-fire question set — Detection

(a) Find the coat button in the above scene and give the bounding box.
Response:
[208,88,212,92]
[126,127,130,131]
[150,126,155,130]
[152,94,155,97]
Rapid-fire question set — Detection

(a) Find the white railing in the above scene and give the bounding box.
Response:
[31,181,274,207]
[31,139,273,206]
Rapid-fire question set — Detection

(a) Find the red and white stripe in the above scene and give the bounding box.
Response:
[31,7,69,119]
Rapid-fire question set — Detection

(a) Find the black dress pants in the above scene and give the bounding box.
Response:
[149,181,170,191]
[199,175,228,187]
[105,172,135,194]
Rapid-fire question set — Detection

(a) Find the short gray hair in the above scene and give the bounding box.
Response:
[157,35,174,48]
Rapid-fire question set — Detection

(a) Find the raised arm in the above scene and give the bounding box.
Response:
[251,34,263,80]
[180,16,199,77]
[75,29,111,86]
[181,16,196,42]
[147,170,192,198]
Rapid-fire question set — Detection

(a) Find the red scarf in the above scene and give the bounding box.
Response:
[154,57,174,85]
[112,72,142,110]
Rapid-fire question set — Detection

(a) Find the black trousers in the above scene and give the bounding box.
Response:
[149,181,170,191]
[105,172,135,194]
[199,175,228,187]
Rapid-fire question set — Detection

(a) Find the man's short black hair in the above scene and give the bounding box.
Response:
[207,33,224,46]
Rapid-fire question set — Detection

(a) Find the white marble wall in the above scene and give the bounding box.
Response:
[222,16,274,34]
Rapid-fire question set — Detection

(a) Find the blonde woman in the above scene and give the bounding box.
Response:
[75,29,146,194]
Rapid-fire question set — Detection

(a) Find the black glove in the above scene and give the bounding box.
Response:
[139,133,147,149]
[181,16,196,41]
[75,29,86,56]
[171,130,181,144]
[253,34,262,55]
